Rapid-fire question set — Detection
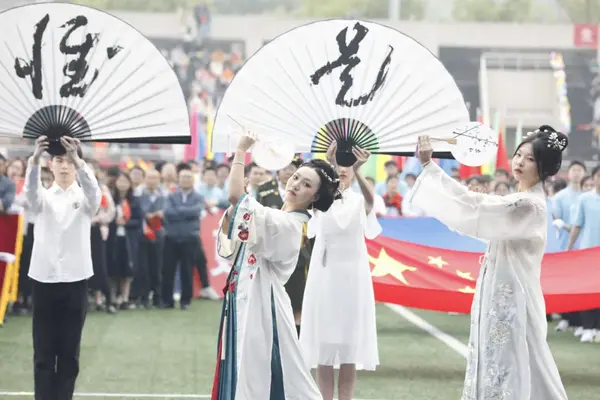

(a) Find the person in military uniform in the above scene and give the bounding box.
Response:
[257,156,312,337]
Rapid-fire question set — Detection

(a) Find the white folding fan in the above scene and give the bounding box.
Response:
[0,2,190,155]
[212,19,479,166]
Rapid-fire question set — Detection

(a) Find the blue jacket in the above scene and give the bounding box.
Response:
[163,189,204,241]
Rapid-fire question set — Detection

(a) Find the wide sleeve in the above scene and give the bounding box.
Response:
[409,162,546,241]
[76,162,102,217]
[23,158,43,215]
[326,192,381,240]
[216,193,302,265]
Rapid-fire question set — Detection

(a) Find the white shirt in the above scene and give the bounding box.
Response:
[24,159,101,283]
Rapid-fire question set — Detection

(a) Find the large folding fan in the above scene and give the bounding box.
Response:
[211,19,471,166]
[0,2,190,155]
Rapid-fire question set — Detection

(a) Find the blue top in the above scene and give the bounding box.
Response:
[572,191,600,249]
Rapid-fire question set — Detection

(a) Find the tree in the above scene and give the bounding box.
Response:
[299,0,426,20]
[73,0,210,12]
[557,0,600,24]
[452,0,534,22]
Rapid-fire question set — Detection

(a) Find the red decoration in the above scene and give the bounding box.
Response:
[367,236,600,314]
[238,230,249,241]
[574,24,598,48]
[243,213,251,221]
[248,254,256,265]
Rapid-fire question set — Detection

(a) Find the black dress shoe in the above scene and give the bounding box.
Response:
[180,303,190,310]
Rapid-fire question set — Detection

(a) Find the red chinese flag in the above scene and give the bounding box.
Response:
[367,236,600,314]
[495,129,510,172]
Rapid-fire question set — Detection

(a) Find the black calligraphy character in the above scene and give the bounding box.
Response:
[14,14,50,100]
[59,16,100,98]
[106,45,123,60]
[310,22,394,107]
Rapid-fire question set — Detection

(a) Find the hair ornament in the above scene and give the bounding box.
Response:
[525,127,567,151]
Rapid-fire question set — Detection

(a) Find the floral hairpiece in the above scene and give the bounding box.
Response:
[301,158,341,184]
[526,128,567,150]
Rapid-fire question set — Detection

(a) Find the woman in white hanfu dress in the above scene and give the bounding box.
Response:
[411,126,569,400]
[300,143,380,400]
[212,132,341,400]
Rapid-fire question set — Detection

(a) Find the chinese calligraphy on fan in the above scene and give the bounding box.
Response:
[310,22,394,108]
[14,13,124,100]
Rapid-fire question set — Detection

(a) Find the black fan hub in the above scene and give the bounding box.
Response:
[311,118,379,167]
[24,105,91,156]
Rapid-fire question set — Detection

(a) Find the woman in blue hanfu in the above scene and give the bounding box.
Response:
[211,131,341,400]
[411,126,569,400]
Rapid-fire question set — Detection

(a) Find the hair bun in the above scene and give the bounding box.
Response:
[536,125,568,152]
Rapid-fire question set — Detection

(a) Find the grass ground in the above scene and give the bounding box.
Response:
[0,302,598,399]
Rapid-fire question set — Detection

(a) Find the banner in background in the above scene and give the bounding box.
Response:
[0,213,23,325]
[196,212,600,313]
[368,235,600,314]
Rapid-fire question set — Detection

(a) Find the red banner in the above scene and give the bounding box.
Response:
[0,213,22,324]
[196,211,600,312]
[368,236,600,314]
[193,211,229,298]
[573,24,598,48]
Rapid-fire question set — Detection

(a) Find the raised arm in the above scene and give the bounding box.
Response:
[76,162,101,217]
[23,136,50,215]
[410,161,545,241]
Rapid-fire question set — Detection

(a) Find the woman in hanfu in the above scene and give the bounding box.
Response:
[300,142,381,400]
[212,132,341,400]
[411,126,569,400]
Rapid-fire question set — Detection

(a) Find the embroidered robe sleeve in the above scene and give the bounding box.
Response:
[409,162,545,241]
[217,193,302,273]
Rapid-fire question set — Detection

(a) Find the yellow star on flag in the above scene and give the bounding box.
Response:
[458,286,476,294]
[456,270,475,281]
[428,256,449,269]
[369,248,417,286]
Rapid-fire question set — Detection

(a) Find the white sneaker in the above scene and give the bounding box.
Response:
[200,287,220,300]
[594,331,600,343]
[555,319,569,332]
[574,326,584,337]
[580,329,595,343]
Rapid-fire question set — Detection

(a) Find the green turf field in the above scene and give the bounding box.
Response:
[0,302,598,399]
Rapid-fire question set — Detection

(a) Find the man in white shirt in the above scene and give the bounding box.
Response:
[24,135,101,400]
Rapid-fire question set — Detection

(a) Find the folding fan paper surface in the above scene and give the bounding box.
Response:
[212,20,469,162]
[0,3,190,152]
[451,122,499,167]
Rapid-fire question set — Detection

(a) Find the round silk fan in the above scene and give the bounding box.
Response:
[0,3,190,155]
[252,140,296,171]
[450,122,499,167]
[211,20,469,166]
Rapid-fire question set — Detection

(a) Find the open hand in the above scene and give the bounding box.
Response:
[417,136,433,166]
[352,146,370,171]
[325,141,338,168]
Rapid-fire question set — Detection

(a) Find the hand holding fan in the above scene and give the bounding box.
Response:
[211,19,470,165]
[0,2,190,155]
[228,115,296,171]
[418,122,499,167]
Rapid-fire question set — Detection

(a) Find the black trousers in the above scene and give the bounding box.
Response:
[136,236,164,306]
[89,226,113,306]
[32,279,88,400]
[581,308,600,330]
[195,239,210,289]
[17,223,35,308]
[162,236,198,307]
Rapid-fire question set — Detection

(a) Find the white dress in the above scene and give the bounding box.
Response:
[300,189,381,371]
[214,193,322,400]
[410,162,568,400]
